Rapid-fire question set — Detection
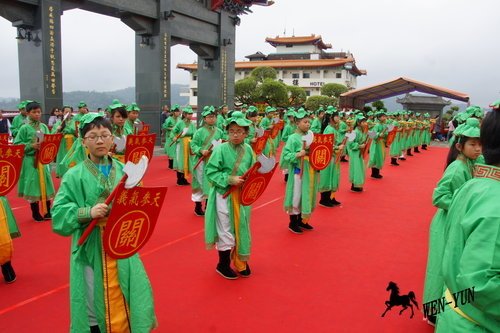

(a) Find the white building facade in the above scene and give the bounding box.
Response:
[178,35,366,107]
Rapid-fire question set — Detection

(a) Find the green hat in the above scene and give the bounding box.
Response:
[226,111,252,128]
[182,106,194,114]
[415,112,421,117]
[265,106,276,114]
[376,111,386,117]
[78,112,105,131]
[424,113,430,118]
[294,108,308,119]
[126,102,140,112]
[325,106,337,115]
[17,101,26,109]
[202,105,216,117]
[247,105,258,113]
[285,109,296,117]
[366,111,373,117]
[78,101,87,108]
[490,100,500,109]
[241,104,248,108]
[455,117,480,138]
[316,106,325,115]
[356,115,366,123]
[171,104,180,111]
[108,99,125,110]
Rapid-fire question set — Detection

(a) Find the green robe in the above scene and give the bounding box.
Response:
[10,114,27,138]
[280,132,319,218]
[216,114,227,133]
[347,127,367,187]
[0,196,20,238]
[423,158,474,305]
[368,122,388,169]
[171,119,196,174]
[52,158,156,332]
[436,163,500,333]
[204,142,256,258]
[310,117,322,134]
[259,116,277,157]
[190,124,223,195]
[319,124,344,192]
[52,117,78,177]
[162,116,181,157]
[389,121,402,158]
[57,138,86,178]
[124,118,142,135]
[13,120,55,201]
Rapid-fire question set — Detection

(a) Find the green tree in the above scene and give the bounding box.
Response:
[371,100,385,110]
[258,79,288,106]
[305,95,336,111]
[320,83,348,99]
[287,85,307,107]
[234,77,258,105]
[250,66,277,83]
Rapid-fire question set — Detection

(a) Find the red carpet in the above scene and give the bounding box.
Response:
[0,147,446,332]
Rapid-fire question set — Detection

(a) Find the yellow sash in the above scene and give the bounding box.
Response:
[37,162,48,216]
[182,137,191,178]
[64,134,74,151]
[0,200,13,265]
[445,288,479,325]
[230,188,246,272]
[100,224,131,332]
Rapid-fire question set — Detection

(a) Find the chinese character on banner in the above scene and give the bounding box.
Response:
[0,144,24,196]
[38,134,63,164]
[0,134,8,145]
[103,186,168,259]
[125,134,156,164]
[309,133,334,171]
[252,132,269,155]
[239,161,278,206]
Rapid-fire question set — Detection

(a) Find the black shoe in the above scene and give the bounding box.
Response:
[351,184,363,193]
[216,250,238,279]
[414,147,421,153]
[288,215,303,234]
[168,159,174,169]
[284,174,289,182]
[90,326,101,333]
[371,168,383,179]
[1,261,16,284]
[422,145,428,150]
[30,202,44,222]
[399,157,406,161]
[406,149,413,156]
[330,198,341,206]
[194,202,205,216]
[297,214,313,230]
[44,201,52,220]
[176,172,190,186]
[319,192,334,207]
[390,158,400,166]
[238,263,251,278]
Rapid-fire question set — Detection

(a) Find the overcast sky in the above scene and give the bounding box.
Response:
[0,0,499,107]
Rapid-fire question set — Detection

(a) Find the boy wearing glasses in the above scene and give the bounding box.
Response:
[14,101,56,222]
[52,113,156,333]
[204,111,256,279]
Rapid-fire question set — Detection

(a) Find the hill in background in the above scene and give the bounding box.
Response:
[0,84,189,110]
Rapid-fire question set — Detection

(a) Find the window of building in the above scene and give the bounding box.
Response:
[336,72,342,79]
[286,44,293,48]
[193,90,198,97]
[193,74,197,81]
[303,73,310,79]
[292,73,300,79]
[305,90,311,96]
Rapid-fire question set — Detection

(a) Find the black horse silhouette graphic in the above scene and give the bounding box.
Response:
[381,281,419,318]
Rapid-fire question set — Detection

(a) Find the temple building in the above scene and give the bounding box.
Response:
[396,93,451,119]
[177,34,366,107]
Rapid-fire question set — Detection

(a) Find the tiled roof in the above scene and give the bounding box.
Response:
[177,58,365,75]
[265,35,332,49]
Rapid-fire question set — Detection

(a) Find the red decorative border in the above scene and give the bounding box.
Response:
[474,165,500,181]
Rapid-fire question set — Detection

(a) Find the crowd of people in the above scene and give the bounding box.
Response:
[0,98,499,332]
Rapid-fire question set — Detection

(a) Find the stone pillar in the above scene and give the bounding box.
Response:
[196,10,235,124]
[18,0,62,118]
[135,23,171,143]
